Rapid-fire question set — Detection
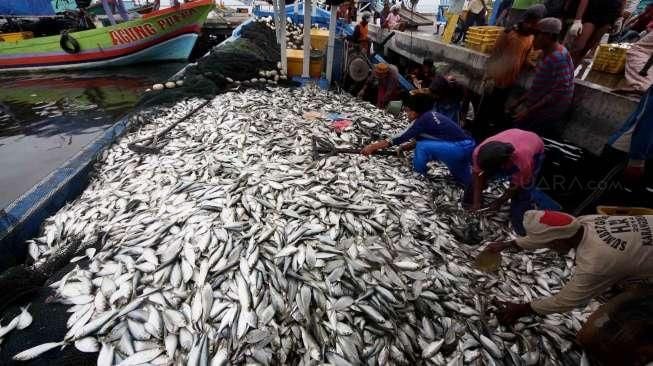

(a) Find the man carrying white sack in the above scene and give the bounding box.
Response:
[485,210,653,325]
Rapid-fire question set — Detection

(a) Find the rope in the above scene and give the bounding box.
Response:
[127,99,212,154]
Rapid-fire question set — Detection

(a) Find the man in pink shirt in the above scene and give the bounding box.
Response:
[470,129,545,235]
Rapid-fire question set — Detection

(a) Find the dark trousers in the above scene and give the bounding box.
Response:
[464,10,487,30]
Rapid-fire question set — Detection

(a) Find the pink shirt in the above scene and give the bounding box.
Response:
[472,129,544,188]
[386,13,401,28]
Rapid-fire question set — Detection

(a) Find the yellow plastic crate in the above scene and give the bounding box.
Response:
[467,26,504,36]
[465,32,500,43]
[592,44,630,74]
[592,62,625,74]
[286,49,322,78]
[465,41,495,54]
[0,31,34,42]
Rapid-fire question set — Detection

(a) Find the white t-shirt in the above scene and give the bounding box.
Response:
[468,0,485,14]
[531,215,653,314]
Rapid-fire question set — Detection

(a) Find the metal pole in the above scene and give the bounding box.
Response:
[280,1,288,74]
[326,5,337,83]
[272,0,280,42]
[302,0,312,78]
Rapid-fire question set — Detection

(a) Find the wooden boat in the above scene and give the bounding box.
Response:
[0,0,214,72]
[86,0,160,16]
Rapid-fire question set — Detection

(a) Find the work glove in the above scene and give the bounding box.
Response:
[569,19,583,37]
[496,302,534,326]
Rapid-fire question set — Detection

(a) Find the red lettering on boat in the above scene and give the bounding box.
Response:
[109,23,159,45]
[109,31,122,45]
[144,24,156,36]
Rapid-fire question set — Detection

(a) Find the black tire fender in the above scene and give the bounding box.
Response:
[60,31,81,54]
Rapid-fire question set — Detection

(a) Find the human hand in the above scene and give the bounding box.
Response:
[396,144,406,158]
[361,141,388,156]
[495,301,533,326]
[569,19,583,37]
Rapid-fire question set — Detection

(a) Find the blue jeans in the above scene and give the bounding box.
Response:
[510,153,544,236]
[413,139,475,186]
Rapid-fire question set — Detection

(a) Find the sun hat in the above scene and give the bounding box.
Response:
[374,63,390,77]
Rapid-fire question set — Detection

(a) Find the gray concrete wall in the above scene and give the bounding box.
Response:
[563,80,639,155]
[368,25,640,155]
[368,25,489,93]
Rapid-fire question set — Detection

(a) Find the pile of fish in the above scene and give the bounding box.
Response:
[19,86,594,365]
[0,305,32,349]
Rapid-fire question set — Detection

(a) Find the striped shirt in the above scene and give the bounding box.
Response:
[525,45,575,125]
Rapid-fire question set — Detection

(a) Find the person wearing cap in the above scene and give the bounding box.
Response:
[357,63,401,108]
[485,210,653,325]
[383,5,405,30]
[470,129,545,235]
[361,93,476,185]
[508,17,574,137]
[351,12,371,54]
[504,0,544,28]
[482,4,546,131]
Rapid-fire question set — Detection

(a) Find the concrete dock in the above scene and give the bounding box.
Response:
[367,24,640,155]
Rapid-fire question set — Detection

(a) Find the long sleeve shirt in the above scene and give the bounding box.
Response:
[524,44,575,125]
[531,215,653,314]
[391,111,470,146]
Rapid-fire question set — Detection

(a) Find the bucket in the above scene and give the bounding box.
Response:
[286,49,323,78]
[310,29,329,51]
[309,50,323,78]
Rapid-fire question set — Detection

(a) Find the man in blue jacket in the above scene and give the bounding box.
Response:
[361,94,475,186]
[607,85,653,185]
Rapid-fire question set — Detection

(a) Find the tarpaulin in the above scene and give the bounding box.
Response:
[0,0,55,16]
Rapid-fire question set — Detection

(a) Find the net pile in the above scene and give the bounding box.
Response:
[137,19,284,108]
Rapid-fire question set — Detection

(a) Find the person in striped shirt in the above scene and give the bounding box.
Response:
[509,17,575,138]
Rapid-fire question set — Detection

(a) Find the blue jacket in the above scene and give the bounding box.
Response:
[608,86,653,161]
[391,111,470,146]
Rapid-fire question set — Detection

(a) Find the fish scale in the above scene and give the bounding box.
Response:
[17,84,594,365]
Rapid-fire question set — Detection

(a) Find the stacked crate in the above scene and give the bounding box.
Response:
[0,32,33,42]
[591,43,630,74]
[465,26,504,54]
